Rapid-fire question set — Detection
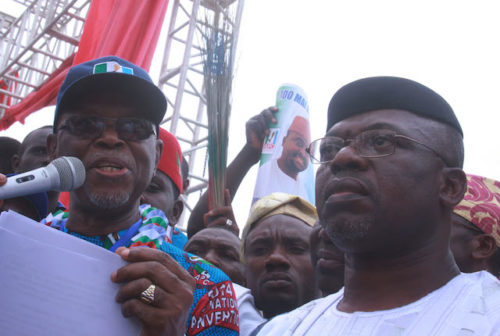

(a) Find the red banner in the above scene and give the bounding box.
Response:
[1,0,169,130]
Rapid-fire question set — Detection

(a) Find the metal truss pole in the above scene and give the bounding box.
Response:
[0,0,90,117]
[157,0,245,229]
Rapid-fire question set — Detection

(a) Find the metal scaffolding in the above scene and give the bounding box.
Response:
[157,0,245,225]
[0,0,90,117]
[0,0,246,229]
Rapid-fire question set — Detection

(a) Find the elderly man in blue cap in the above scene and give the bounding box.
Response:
[12,56,240,336]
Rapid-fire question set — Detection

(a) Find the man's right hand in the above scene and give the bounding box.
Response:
[245,106,278,163]
[204,189,239,236]
[187,107,278,238]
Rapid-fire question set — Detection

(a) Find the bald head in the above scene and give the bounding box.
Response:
[13,126,52,173]
[0,137,21,174]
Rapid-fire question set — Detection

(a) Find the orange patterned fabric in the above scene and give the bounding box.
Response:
[454,174,500,247]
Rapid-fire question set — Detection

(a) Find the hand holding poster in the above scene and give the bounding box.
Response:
[252,84,315,205]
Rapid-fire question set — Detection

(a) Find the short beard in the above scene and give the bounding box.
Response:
[86,189,130,209]
[324,216,373,249]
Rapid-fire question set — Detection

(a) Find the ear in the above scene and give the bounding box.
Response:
[281,133,288,146]
[170,198,184,225]
[47,133,58,161]
[471,234,498,260]
[183,179,190,194]
[11,154,20,172]
[439,167,467,207]
[154,138,163,176]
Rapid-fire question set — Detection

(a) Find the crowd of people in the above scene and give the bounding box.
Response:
[1,55,500,335]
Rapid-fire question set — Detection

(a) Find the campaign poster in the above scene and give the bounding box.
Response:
[252,84,315,205]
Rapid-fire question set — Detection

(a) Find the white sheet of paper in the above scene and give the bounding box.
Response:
[0,210,121,264]
[0,211,141,336]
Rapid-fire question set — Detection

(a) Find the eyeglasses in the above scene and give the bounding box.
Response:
[306,129,449,165]
[57,115,156,141]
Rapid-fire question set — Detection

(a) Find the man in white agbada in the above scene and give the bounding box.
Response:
[255,76,500,335]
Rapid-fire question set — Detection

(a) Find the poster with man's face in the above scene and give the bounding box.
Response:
[252,85,315,205]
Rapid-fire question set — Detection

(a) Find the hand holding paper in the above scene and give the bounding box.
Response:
[112,247,195,336]
[244,106,279,163]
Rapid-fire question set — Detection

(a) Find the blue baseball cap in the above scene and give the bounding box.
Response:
[54,56,167,131]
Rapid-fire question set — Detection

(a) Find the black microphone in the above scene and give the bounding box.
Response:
[0,156,86,200]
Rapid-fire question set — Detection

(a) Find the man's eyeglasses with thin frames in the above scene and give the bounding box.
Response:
[306,129,450,166]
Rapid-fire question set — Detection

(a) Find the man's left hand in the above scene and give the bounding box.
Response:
[112,247,195,336]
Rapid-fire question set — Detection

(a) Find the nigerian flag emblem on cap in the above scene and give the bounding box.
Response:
[93,61,134,75]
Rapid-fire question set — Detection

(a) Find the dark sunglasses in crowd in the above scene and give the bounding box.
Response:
[57,115,156,141]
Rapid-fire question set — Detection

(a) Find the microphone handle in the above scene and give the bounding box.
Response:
[0,165,60,199]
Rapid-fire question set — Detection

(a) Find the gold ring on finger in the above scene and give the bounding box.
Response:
[140,284,155,305]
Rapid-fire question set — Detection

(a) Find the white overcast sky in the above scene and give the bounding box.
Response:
[2,0,500,228]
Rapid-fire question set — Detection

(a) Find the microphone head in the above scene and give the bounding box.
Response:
[50,157,86,191]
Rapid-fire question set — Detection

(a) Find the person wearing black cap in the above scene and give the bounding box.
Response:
[255,77,500,335]
[21,56,239,335]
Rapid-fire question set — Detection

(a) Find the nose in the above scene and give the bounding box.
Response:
[204,250,222,268]
[319,227,333,244]
[95,121,124,149]
[41,156,50,166]
[298,146,307,157]
[264,246,290,271]
[328,144,367,174]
